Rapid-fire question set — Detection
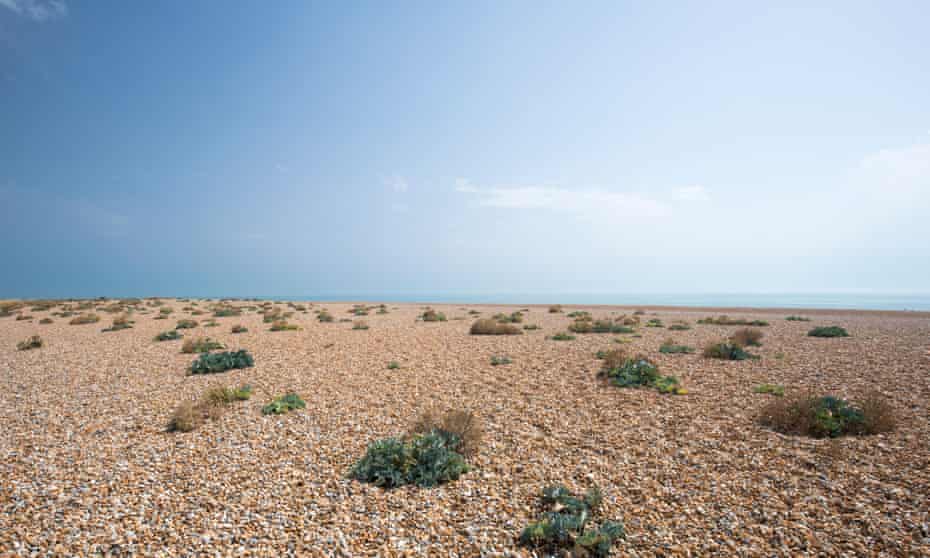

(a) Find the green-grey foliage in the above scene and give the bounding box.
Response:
[261,393,306,415]
[154,330,182,342]
[808,326,849,338]
[520,484,624,557]
[348,431,469,488]
[190,350,254,374]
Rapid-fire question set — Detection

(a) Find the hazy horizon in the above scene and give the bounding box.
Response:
[3,1,929,300]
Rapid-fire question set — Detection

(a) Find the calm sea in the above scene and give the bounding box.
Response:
[258,293,930,311]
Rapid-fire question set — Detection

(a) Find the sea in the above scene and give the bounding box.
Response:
[257,292,930,312]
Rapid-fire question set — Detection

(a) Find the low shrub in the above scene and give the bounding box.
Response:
[786,315,811,322]
[262,393,306,415]
[493,311,523,323]
[645,318,664,328]
[190,350,254,374]
[349,432,469,488]
[523,324,540,330]
[39,317,53,324]
[808,326,849,338]
[490,355,512,366]
[420,308,447,322]
[154,330,182,342]
[213,307,241,317]
[231,324,248,333]
[549,305,563,313]
[204,384,253,405]
[269,320,300,331]
[550,332,575,341]
[599,349,627,371]
[759,391,895,438]
[703,341,755,360]
[175,319,198,329]
[520,484,624,557]
[754,383,785,396]
[387,361,400,370]
[600,354,685,394]
[102,314,133,332]
[167,402,202,432]
[730,328,764,347]
[659,340,695,354]
[698,315,769,326]
[168,384,252,432]
[204,320,219,328]
[377,304,389,314]
[69,313,100,325]
[352,320,369,330]
[317,310,334,323]
[470,318,521,335]
[181,337,224,354]
[668,322,690,331]
[568,319,593,333]
[410,407,483,457]
[17,335,43,351]
[16,314,33,321]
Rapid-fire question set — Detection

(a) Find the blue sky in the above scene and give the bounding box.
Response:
[1,1,928,299]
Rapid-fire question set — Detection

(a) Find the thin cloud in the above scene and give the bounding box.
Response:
[455,181,671,218]
[0,0,67,22]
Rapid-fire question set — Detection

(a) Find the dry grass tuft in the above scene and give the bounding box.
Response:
[758,389,896,438]
[411,407,484,457]
[730,328,764,347]
[601,349,627,371]
[69,313,100,325]
[470,318,521,335]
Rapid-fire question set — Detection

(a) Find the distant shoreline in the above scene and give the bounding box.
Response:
[5,293,930,313]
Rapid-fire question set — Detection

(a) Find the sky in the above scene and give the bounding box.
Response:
[1,0,929,300]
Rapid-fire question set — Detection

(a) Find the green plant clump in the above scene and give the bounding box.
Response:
[190,350,254,374]
[601,356,685,394]
[490,355,512,366]
[262,393,306,415]
[551,332,576,341]
[808,326,849,338]
[786,315,811,322]
[348,431,469,488]
[659,342,695,354]
[754,383,785,396]
[17,335,43,351]
[154,330,182,342]
[520,484,624,557]
[175,319,198,329]
[387,361,401,370]
[703,341,755,361]
[420,308,447,322]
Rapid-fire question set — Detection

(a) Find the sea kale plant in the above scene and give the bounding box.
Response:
[703,341,755,361]
[759,391,895,438]
[520,484,624,557]
[261,393,306,415]
[154,330,183,342]
[190,350,254,374]
[600,354,685,394]
[808,326,849,338]
[349,431,469,488]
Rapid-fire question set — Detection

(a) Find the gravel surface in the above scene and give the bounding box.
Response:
[1,301,929,556]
